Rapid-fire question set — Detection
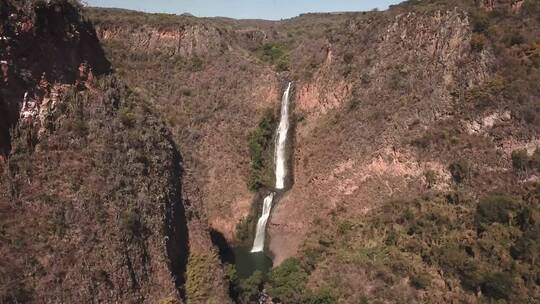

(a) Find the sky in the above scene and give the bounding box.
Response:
[84,0,402,20]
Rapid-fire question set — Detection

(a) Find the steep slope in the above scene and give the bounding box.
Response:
[85,0,540,303]
[0,1,197,303]
[0,0,109,160]
[265,1,540,303]
[87,8,282,243]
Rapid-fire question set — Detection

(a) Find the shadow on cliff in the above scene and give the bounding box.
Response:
[0,0,112,160]
[210,229,235,265]
[165,139,190,300]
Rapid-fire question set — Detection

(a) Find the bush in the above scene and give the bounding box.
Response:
[343,52,354,64]
[119,107,137,128]
[304,288,337,304]
[158,297,181,304]
[267,258,308,304]
[185,253,223,303]
[410,272,431,290]
[471,33,488,52]
[189,56,205,72]
[424,170,437,188]
[475,194,519,229]
[235,214,255,244]
[471,11,490,33]
[481,272,514,300]
[247,109,276,191]
[237,270,264,304]
[257,43,290,71]
[449,159,470,184]
[511,224,540,263]
[120,209,143,239]
[530,148,540,171]
[511,148,528,172]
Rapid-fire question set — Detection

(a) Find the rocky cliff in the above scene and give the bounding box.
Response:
[87,0,539,302]
[0,0,109,160]
[1,0,539,303]
[0,1,192,303]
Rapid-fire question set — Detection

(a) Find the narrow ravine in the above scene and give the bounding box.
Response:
[251,82,292,253]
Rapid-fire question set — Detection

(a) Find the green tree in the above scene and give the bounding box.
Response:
[511,149,529,172]
[475,194,519,229]
[481,272,514,300]
[267,258,308,304]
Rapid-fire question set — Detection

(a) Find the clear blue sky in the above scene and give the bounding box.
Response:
[85,0,402,20]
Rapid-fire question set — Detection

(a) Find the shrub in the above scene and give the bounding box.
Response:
[247,109,276,191]
[158,297,181,304]
[530,148,540,171]
[257,43,290,71]
[267,258,308,304]
[189,56,205,72]
[410,272,431,290]
[304,288,337,304]
[475,194,519,229]
[235,214,255,243]
[511,148,528,172]
[119,107,137,128]
[449,159,470,184]
[343,52,354,64]
[185,253,223,303]
[347,99,361,112]
[511,224,540,263]
[436,244,483,290]
[481,272,514,300]
[120,209,143,239]
[504,32,525,47]
[471,11,490,33]
[424,170,437,188]
[237,271,264,304]
[471,33,488,52]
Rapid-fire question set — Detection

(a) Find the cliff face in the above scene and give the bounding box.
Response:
[0,0,110,160]
[0,1,190,303]
[88,1,540,302]
[89,9,281,244]
[2,0,537,302]
[270,7,495,263]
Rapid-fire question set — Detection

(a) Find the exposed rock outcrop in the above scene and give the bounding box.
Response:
[0,0,110,159]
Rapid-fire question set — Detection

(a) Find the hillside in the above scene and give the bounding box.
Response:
[0,0,539,303]
[0,1,229,303]
[87,0,539,302]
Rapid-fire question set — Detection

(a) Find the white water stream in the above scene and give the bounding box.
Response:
[251,82,292,253]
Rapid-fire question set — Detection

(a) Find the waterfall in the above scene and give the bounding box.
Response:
[250,193,275,252]
[275,82,292,190]
[251,82,292,253]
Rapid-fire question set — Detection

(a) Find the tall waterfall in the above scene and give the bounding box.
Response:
[275,82,292,190]
[251,82,292,253]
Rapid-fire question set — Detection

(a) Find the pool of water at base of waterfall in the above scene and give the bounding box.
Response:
[231,246,273,279]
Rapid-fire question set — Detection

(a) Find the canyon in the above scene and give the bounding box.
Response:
[1,0,539,303]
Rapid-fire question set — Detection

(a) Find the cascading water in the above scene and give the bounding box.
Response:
[251,82,292,253]
[250,193,275,252]
[275,82,292,190]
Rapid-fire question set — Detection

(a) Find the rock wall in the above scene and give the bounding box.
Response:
[0,0,110,159]
[0,2,190,303]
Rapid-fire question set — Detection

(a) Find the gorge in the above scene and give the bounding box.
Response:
[1,0,539,303]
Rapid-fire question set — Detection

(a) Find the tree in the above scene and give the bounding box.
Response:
[267,258,308,304]
[481,272,514,300]
[449,159,470,184]
[511,149,528,172]
[475,194,519,229]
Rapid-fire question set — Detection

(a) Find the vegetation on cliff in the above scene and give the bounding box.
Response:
[2,0,539,303]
